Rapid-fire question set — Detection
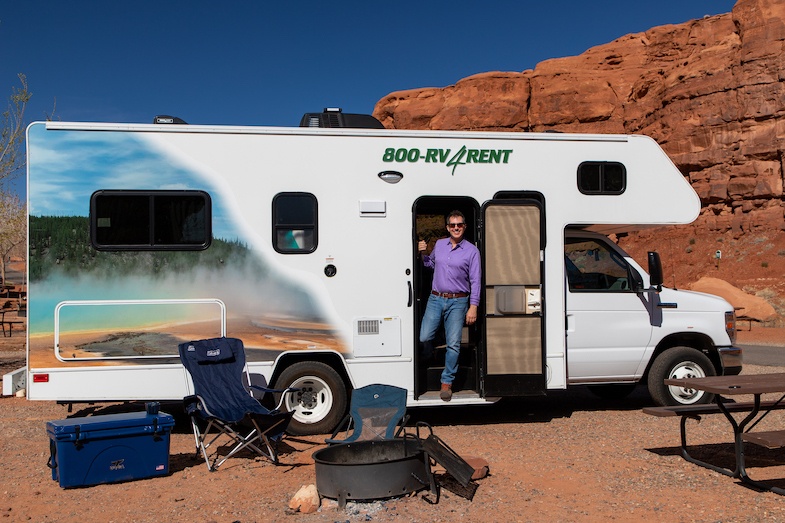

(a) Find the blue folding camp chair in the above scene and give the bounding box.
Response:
[179,337,297,471]
[325,383,409,444]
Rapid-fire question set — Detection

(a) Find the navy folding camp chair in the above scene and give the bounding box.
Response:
[325,383,409,444]
[179,337,297,471]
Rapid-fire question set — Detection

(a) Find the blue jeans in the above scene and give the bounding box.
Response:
[419,295,469,385]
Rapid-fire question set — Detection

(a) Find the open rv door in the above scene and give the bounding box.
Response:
[481,200,546,396]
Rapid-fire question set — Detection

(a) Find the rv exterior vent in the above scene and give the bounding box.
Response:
[356,319,380,335]
[153,115,188,125]
[353,317,401,357]
[299,108,384,129]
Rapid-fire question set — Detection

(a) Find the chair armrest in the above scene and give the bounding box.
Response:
[394,414,411,438]
[249,385,301,411]
[249,385,300,395]
[183,394,202,416]
[324,414,352,444]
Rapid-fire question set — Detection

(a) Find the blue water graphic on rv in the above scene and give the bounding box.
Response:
[28,276,214,333]
[29,266,322,334]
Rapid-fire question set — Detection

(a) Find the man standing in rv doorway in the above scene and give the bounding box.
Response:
[418,210,481,401]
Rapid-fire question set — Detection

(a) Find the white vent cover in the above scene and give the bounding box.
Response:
[359,200,386,217]
[356,319,380,335]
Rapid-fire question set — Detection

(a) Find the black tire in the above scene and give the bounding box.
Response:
[647,347,716,406]
[274,361,348,436]
[587,383,637,400]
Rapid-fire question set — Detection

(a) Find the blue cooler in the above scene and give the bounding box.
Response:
[46,408,174,488]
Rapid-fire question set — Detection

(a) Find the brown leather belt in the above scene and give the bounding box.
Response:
[431,290,469,299]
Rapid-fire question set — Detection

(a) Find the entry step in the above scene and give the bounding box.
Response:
[417,389,480,402]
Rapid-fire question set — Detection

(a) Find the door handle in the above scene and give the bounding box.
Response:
[407,281,413,307]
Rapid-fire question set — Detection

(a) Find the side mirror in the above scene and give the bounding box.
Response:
[647,251,663,292]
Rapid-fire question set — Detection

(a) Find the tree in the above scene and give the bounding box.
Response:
[0,73,30,186]
[0,74,31,285]
[0,192,25,284]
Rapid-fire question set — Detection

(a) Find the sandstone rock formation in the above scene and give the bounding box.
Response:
[690,276,777,321]
[373,0,785,238]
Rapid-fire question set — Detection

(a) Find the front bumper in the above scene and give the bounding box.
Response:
[719,346,743,375]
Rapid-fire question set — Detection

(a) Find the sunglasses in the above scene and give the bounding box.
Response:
[448,223,466,229]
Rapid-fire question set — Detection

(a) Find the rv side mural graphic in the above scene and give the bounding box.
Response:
[27,124,346,368]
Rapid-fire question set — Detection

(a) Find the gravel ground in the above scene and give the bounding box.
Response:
[4,331,785,521]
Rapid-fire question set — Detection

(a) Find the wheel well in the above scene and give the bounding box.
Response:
[270,352,351,391]
[644,333,721,380]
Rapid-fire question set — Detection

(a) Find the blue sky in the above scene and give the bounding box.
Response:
[2,1,737,196]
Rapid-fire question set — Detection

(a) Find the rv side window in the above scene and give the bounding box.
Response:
[577,162,626,195]
[90,190,211,250]
[273,192,317,253]
[565,238,631,291]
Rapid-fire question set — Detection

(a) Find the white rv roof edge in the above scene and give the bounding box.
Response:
[41,120,630,142]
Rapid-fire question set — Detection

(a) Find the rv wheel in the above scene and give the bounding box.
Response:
[647,347,716,406]
[275,361,347,436]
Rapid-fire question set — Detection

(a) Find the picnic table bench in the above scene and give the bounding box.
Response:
[644,401,785,465]
[1,319,24,337]
[0,309,25,337]
[645,374,785,494]
[645,402,785,452]
[643,400,785,420]
[741,430,785,449]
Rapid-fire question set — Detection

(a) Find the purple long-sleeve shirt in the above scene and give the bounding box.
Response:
[422,237,481,306]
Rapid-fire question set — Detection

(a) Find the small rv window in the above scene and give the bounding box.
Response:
[273,192,317,253]
[577,162,626,195]
[90,190,211,250]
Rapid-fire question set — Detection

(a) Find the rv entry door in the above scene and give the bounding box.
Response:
[481,200,546,396]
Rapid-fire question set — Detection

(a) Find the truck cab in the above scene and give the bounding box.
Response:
[564,229,741,404]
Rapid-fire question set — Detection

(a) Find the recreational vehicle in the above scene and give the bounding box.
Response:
[7,110,741,435]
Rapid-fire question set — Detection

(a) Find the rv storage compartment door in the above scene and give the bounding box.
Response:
[353,317,401,357]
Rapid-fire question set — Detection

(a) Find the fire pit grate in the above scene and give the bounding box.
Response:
[313,437,433,507]
[313,422,482,507]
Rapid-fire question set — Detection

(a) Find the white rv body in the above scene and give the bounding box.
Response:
[17,119,740,434]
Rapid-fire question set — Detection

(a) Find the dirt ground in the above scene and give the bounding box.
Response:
[2,328,785,522]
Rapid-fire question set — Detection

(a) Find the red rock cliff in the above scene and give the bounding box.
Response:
[374,0,784,238]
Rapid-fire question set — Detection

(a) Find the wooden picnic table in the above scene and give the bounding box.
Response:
[660,373,785,494]
[0,309,25,337]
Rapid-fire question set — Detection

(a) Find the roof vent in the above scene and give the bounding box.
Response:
[153,115,188,125]
[299,108,384,129]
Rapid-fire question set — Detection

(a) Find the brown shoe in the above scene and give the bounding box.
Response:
[440,383,452,402]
